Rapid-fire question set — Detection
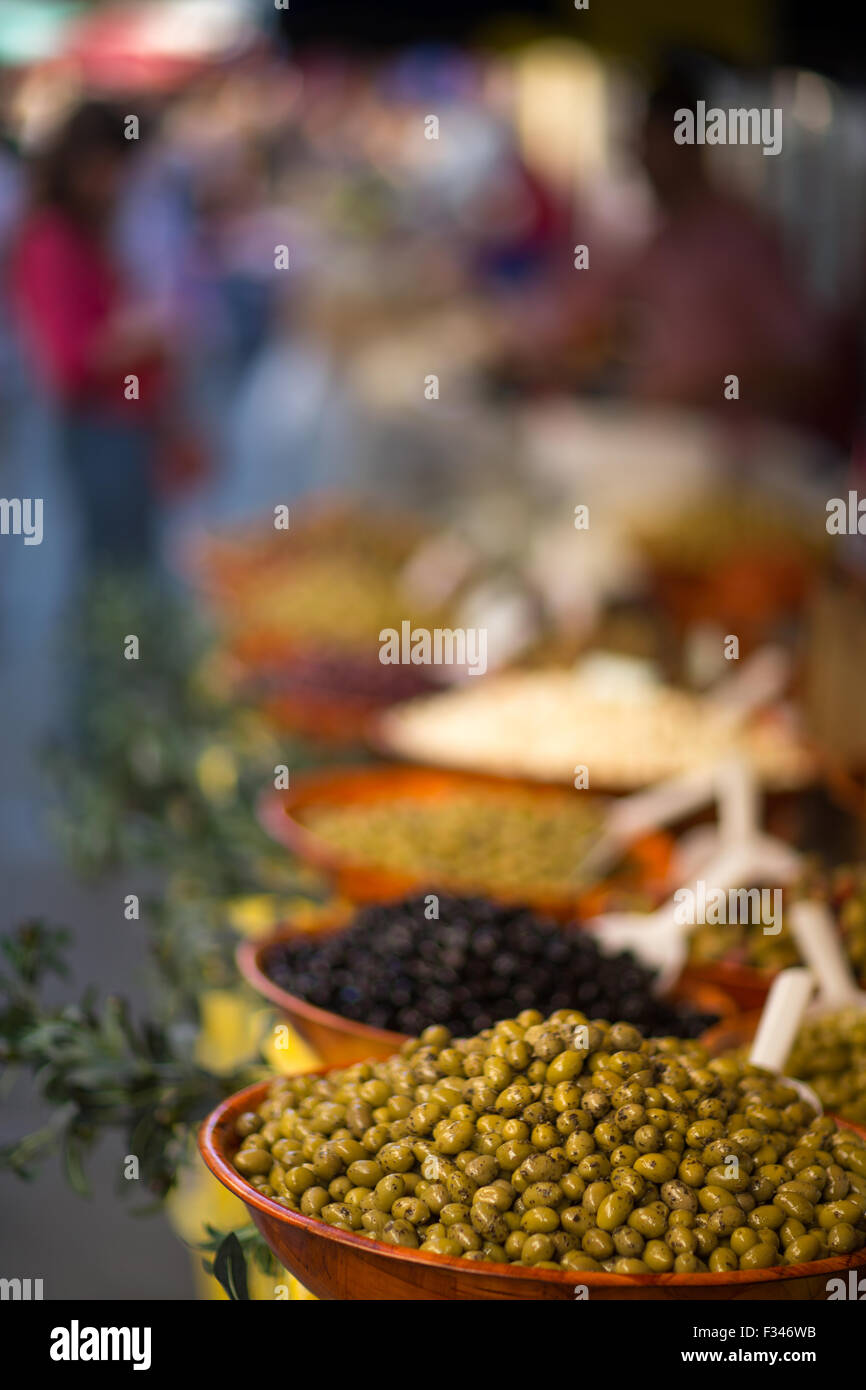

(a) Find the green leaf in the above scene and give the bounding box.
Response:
[212,1231,250,1301]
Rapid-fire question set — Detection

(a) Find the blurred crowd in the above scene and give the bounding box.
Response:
[1,39,865,584]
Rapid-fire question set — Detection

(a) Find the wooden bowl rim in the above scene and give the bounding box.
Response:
[237,919,740,1053]
[258,763,673,911]
[237,922,406,1053]
[199,1079,866,1291]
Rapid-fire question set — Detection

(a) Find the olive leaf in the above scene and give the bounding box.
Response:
[0,921,264,1196]
[210,1232,251,1301]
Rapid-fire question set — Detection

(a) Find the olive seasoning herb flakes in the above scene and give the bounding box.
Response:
[232,1010,866,1273]
[262,893,717,1038]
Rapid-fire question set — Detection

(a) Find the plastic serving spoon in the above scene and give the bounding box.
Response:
[748,966,823,1112]
[705,643,792,726]
[589,811,806,995]
[586,836,793,996]
[579,761,729,881]
[787,900,866,1011]
[674,755,801,886]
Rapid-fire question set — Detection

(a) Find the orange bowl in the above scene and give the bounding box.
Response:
[650,554,814,638]
[199,1080,866,1301]
[259,764,674,921]
[678,960,777,1012]
[238,922,740,1068]
[700,1008,763,1057]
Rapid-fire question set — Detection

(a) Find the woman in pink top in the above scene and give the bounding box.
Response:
[9,102,169,571]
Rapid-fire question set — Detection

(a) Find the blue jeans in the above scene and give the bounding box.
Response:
[61,410,157,571]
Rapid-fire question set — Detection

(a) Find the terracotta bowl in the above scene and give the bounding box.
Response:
[245,652,437,747]
[700,1008,763,1057]
[650,553,814,637]
[199,1080,866,1301]
[259,764,674,922]
[237,922,740,1068]
[180,494,426,602]
[682,952,866,1014]
[678,960,776,1012]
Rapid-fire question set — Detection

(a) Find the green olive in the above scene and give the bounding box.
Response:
[582,1227,615,1260]
[234,1147,274,1177]
[232,1009,866,1277]
[634,1153,677,1183]
[596,1191,634,1231]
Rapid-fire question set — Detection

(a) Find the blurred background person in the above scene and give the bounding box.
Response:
[618,64,849,443]
[8,101,174,574]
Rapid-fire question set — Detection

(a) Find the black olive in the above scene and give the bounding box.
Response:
[261,892,717,1041]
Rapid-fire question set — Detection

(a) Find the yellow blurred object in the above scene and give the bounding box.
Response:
[196,744,239,804]
[194,990,264,1073]
[168,1154,316,1301]
[224,892,351,940]
[262,1014,321,1075]
[225,894,284,939]
[172,989,321,1300]
[194,991,321,1076]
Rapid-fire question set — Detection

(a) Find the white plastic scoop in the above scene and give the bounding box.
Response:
[673,755,801,886]
[787,900,866,1010]
[579,761,729,881]
[748,966,822,1112]
[585,759,802,994]
[669,646,792,878]
[587,837,788,995]
[706,644,792,726]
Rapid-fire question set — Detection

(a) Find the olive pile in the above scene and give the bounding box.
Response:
[226,552,445,651]
[783,1008,866,1126]
[687,868,866,980]
[687,919,799,973]
[262,893,717,1038]
[301,790,608,898]
[232,1010,866,1273]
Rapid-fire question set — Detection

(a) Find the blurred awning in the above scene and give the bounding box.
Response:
[60,0,260,91]
[0,2,82,65]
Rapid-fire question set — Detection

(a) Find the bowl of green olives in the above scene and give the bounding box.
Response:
[200,1010,866,1300]
[703,1005,866,1128]
[259,764,673,921]
[680,868,866,1010]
